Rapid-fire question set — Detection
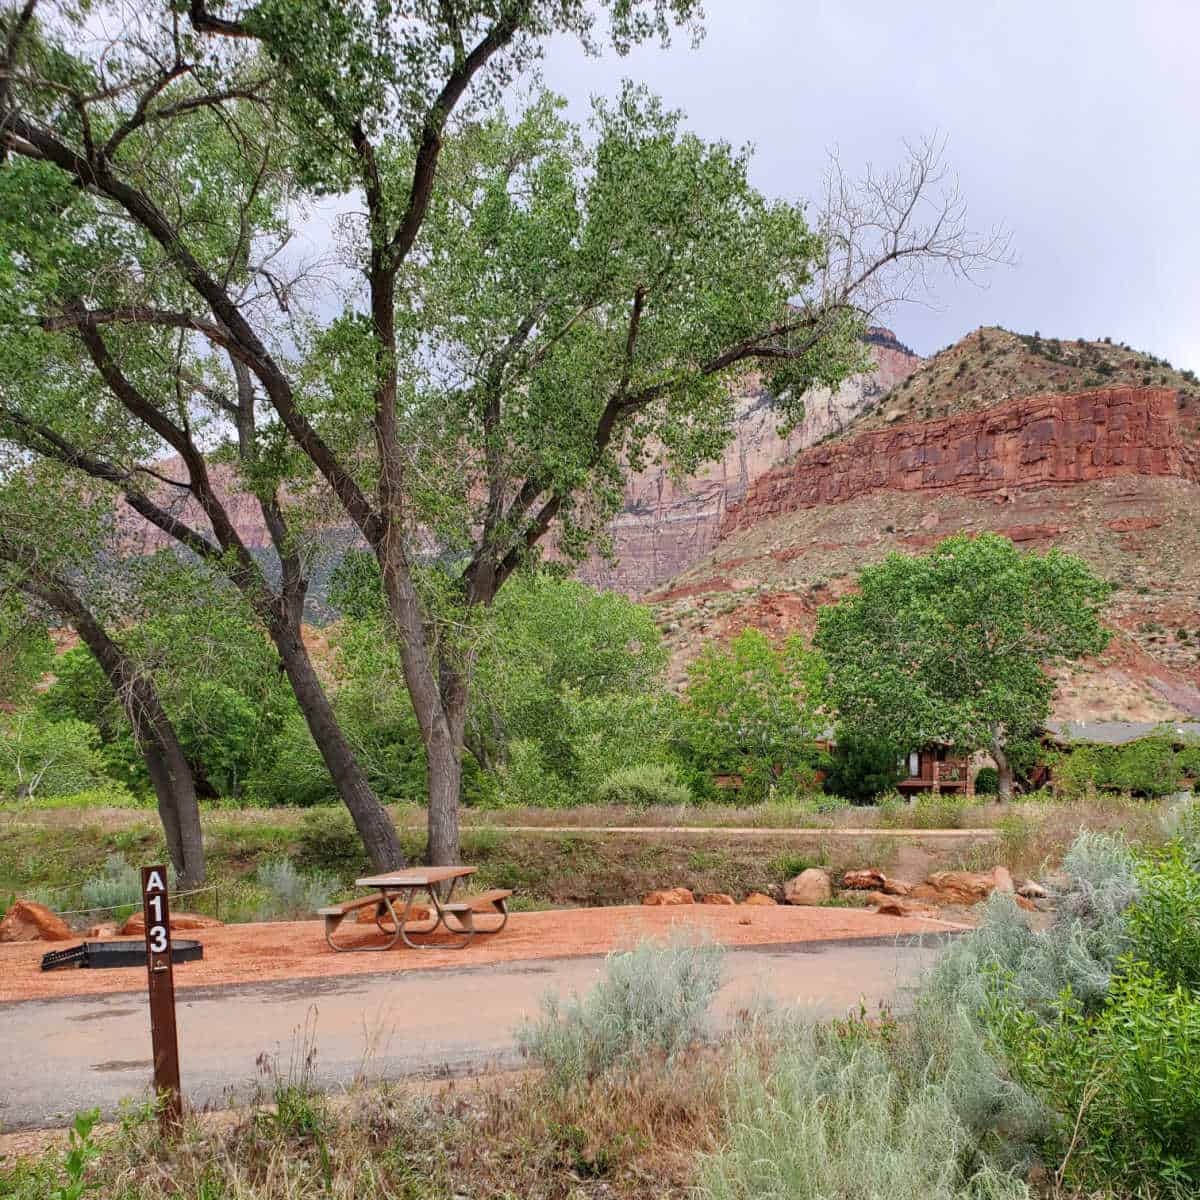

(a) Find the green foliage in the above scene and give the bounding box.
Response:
[822,732,904,803]
[295,807,369,877]
[674,628,826,803]
[40,598,297,800]
[79,853,141,914]
[0,597,53,706]
[255,860,337,920]
[1056,733,1192,798]
[594,763,692,809]
[47,1107,101,1200]
[0,713,110,800]
[817,534,1111,762]
[973,766,1000,796]
[1127,846,1200,991]
[701,1030,1028,1200]
[994,962,1200,1195]
[244,712,341,808]
[517,936,723,1089]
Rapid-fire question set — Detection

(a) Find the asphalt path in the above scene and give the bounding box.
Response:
[0,933,955,1130]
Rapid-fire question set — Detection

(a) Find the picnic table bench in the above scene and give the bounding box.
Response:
[320,865,512,952]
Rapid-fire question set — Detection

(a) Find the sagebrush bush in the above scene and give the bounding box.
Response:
[517,936,723,1088]
[594,763,692,808]
[255,860,337,920]
[79,853,142,912]
[700,1030,1029,1200]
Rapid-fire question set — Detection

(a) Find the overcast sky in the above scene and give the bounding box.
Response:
[537,0,1199,369]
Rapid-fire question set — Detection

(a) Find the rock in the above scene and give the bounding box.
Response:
[737,915,753,926]
[0,899,73,943]
[642,887,695,906]
[911,871,997,906]
[742,892,777,906]
[1015,895,1038,913]
[841,868,887,891]
[119,911,223,936]
[842,868,910,896]
[992,866,1015,894]
[720,388,1187,537]
[783,869,833,906]
[866,892,939,918]
[1018,880,1048,899]
[85,923,120,939]
[700,893,736,905]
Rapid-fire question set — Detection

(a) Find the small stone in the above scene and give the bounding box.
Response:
[742,892,777,906]
[1015,895,1038,913]
[119,911,223,935]
[737,915,753,926]
[1017,881,1048,899]
[701,893,736,905]
[867,893,940,918]
[841,869,887,891]
[642,887,695,906]
[992,866,1015,894]
[783,869,832,906]
[911,871,996,906]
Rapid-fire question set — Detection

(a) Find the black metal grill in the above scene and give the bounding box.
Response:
[40,939,204,971]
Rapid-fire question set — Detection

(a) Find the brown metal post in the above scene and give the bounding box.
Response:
[140,865,182,1133]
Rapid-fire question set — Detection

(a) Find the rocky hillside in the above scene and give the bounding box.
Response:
[651,334,1200,722]
[843,326,1200,441]
[574,328,920,593]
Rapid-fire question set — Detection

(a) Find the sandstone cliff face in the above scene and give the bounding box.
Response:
[576,329,920,593]
[720,387,1194,536]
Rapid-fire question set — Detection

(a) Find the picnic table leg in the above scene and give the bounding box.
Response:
[325,903,403,953]
[408,884,475,950]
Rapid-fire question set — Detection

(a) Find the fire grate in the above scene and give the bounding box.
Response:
[41,939,204,971]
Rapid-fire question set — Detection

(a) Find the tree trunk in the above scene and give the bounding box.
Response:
[271,623,405,872]
[991,729,1014,800]
[30,575,208,888]
[425,659,469,866]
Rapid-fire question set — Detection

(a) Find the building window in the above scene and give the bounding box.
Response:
[908,751,920,777]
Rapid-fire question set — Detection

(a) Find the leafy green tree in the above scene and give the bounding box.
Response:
[822,732,905,804]
[674,628,827,802]
[816,534,1112,798]
[0,712,109,800]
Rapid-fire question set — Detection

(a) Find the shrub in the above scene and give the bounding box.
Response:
[494,738,572,808]
[700,1030,1028,1200]
[295,807,368,877]
[822,733,904,803]
[996,961,1200,1195]
[594,763,692,808]
[973,767,999,796]
[517,936,723,1089]
[80,854,142,914]
[1127,845,1200,991]
[255,860,337,921]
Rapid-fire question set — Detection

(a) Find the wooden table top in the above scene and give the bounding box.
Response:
[355,866,477,888]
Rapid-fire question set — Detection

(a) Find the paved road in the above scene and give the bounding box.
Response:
[1,935,953,1130]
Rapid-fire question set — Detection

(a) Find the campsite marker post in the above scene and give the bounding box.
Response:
[140,865,182,1132]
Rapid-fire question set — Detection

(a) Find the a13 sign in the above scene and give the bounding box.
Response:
[140,865,182,1129]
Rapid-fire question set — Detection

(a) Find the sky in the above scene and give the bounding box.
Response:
[536,0,1200,368]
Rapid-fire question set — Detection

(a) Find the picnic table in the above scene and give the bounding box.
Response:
[319,866,512,952]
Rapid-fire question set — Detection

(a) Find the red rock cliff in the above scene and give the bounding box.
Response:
[720,387,1195,536]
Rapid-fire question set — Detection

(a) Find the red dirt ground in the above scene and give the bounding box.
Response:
[0,904,964,1004]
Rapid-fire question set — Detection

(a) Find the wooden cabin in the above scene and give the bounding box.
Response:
[896,745,974,796]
